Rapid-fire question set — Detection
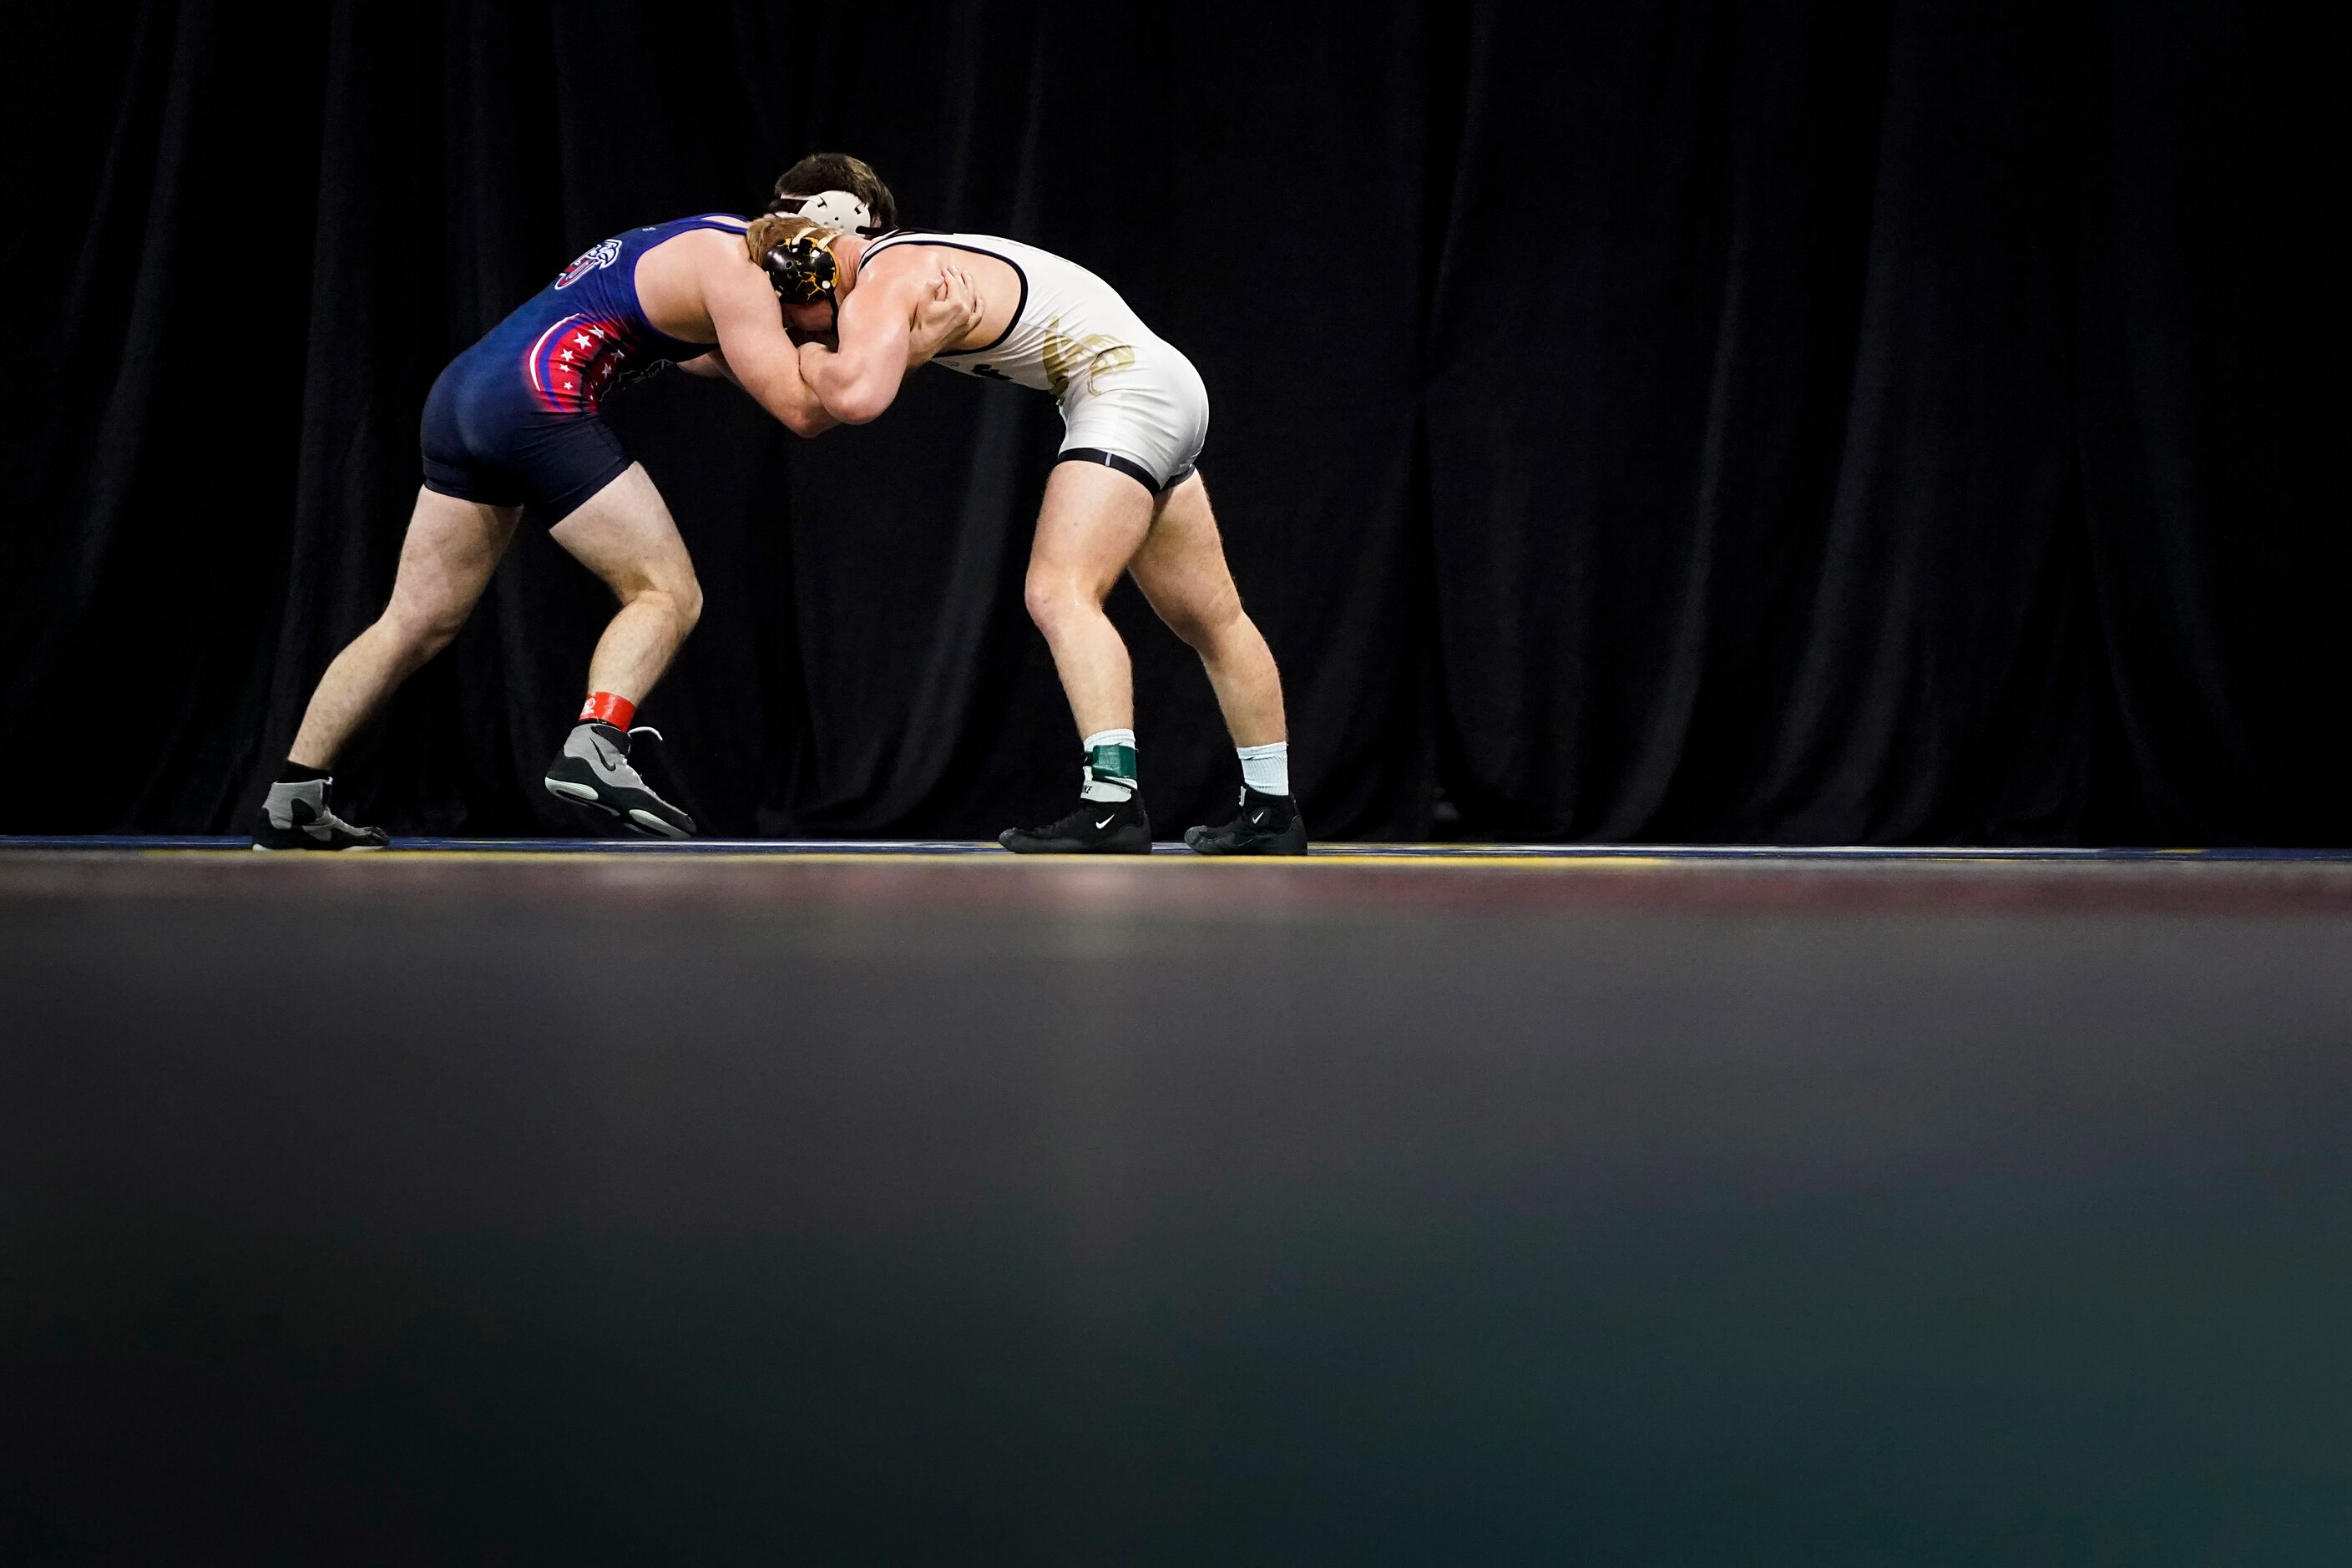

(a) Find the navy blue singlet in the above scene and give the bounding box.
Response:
[419,213,748,521]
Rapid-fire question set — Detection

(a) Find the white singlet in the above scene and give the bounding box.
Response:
[861,230,1208,493]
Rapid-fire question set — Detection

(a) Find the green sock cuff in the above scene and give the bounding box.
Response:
[1086,742,1138,783]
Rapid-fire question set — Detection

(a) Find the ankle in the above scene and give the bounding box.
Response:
[579,690,636,730]
[1237,740,1289,797]
[574,718,630,751]
[1080,728,1138,802]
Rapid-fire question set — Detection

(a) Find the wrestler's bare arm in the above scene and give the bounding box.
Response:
[704,257,839,437]
[700,258,976,432]
[797,263,945,427]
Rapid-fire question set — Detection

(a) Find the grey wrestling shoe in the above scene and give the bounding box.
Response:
[251,777,390,852]
[1184,785,1308,856]
[543,721,696,838]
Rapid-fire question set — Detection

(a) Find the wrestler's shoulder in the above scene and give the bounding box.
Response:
[639,225,752,285]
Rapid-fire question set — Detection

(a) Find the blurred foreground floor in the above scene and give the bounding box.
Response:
[4,847,2351,1564]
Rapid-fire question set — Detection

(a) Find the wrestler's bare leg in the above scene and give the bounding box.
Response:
[1020,461,1156,738]
[539,463,703,837]
[547,463,704,705]
[1125,472,1286,749]
[286,488,519,769]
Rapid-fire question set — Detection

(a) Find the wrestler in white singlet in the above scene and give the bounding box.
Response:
[858,230,1209,493]
[763,154,1303,856]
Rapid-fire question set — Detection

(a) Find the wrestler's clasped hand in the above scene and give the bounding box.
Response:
[916,264,984,346]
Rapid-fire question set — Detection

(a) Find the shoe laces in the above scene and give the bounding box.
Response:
[617,726,680,797]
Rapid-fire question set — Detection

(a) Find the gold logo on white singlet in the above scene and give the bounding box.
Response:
[1040,318,1137,399]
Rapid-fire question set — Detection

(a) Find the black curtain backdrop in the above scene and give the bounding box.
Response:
[3,3,2345,843]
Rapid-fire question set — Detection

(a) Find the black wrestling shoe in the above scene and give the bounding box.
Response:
[251,777,390,851]
[544,721,696,838]
[999,792,1153,854]
[1184,786,1309,856]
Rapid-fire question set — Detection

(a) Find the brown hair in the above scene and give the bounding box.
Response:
[768,152,898,233]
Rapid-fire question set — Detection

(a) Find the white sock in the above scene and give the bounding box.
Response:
[1237,741,1289,797]
[1080,728,1137,802]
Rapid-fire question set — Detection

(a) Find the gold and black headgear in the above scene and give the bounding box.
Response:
[760,228,841,310]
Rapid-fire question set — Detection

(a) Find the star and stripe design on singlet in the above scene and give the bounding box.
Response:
[524,315,642,413]
[516,214,749,414]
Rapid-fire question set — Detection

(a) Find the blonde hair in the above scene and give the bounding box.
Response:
[745,211,827,266]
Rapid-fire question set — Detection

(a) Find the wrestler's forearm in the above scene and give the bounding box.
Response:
[797,340,905,426]
[795,342,852,413]
[722,346,837,436]
[761,374,839,436]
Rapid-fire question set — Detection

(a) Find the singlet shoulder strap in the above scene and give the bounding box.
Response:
[858,228,929,261]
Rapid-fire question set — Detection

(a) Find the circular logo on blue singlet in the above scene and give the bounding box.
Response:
[554,239,624,290]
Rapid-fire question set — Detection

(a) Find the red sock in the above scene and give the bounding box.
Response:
[579,691,635,730]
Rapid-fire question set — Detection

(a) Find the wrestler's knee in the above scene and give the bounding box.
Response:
[619,561,703,633]
[1023,569,1075,634]
[665,572,705,633]
[1159,582,1246,654]
[381,590,470,662]
[1026,566,1111,640]
[1156,599,1219,651]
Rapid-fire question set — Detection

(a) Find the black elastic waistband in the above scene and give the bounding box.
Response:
[1057,448,1165,493]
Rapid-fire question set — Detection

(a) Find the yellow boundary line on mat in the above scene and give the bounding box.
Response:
[143,850,1758,871]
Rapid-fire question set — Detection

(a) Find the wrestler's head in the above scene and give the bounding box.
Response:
[745,212,862,337]
[768,152,897,235]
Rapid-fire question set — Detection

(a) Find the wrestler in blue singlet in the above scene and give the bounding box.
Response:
[419,214,749,521]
